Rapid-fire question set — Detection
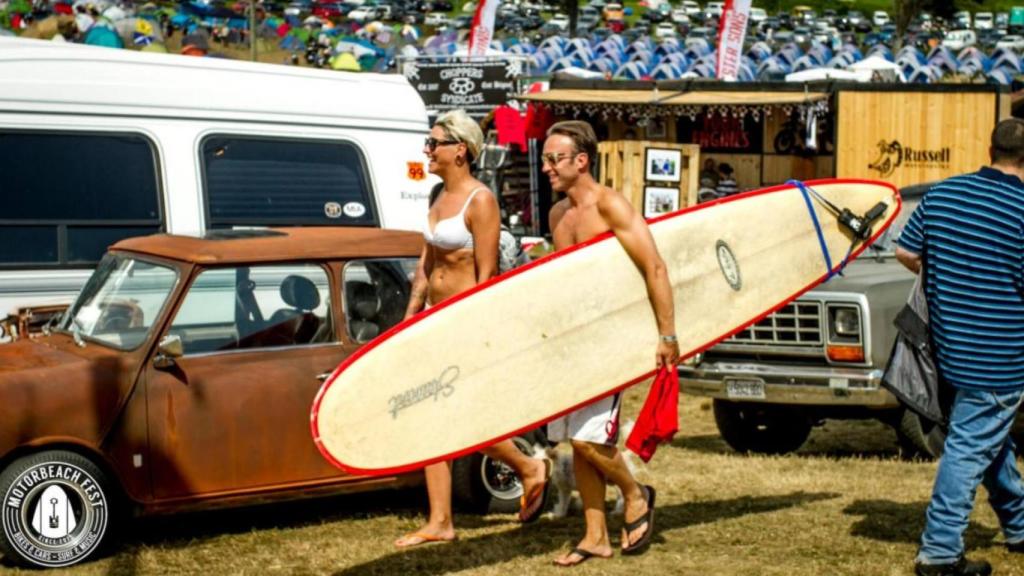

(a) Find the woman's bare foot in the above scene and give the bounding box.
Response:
[394,523,456,548]
[553,539,613,567]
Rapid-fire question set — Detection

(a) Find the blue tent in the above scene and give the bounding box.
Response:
[614,61,648,79]
[651,62,682,80]
[587,57,617,74]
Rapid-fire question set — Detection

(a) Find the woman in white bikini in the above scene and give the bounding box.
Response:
[394,110,549,548]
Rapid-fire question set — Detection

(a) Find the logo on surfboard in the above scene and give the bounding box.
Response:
[388,366,459,419]
[716,240,742,291]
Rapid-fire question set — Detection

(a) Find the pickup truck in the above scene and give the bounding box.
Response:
[679,183,1023,458]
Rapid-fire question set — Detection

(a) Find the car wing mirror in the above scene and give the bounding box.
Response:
[154,334,183,369]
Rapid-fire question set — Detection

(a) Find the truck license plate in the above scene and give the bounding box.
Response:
[725,378,766,400]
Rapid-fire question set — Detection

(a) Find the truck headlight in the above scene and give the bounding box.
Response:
[830,306,860,337]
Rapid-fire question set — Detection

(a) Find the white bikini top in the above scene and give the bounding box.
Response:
[423,187,483,251]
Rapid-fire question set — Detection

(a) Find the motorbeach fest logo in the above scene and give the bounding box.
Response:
[402,59,521,114]
[3,461,107,567]
[868,139,951,177]
[388,365,459,419]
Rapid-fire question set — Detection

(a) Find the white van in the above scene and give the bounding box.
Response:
[0,39,435,333]
[942,29,977,50]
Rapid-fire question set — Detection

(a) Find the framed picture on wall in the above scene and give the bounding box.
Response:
[643,186,679,218]
[646,118,667,140]
[644,148,682,182]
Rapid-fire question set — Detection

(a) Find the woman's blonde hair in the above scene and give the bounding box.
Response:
[435,109,483,162]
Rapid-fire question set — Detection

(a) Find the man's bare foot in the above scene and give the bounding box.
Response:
[553,541,613,567]
[395,524,455,548]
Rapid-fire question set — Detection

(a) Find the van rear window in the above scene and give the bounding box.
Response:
[201,136,378,228]
[0,130,163,267]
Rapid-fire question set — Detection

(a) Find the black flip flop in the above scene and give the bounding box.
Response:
[622,484,656,555]
[553,547,608,567]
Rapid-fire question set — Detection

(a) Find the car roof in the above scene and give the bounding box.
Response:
[112,227,424,264]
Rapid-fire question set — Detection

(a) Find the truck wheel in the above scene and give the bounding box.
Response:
[713,400,812,455]
[0,450,114,568]
[452,429,547,514]
[894,408,946,460]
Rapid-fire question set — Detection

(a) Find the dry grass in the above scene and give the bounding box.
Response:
[4,385,1024,576]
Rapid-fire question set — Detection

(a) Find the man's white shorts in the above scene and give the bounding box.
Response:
[547,393,622,446]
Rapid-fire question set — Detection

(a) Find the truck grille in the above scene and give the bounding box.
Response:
[727,302,823,346]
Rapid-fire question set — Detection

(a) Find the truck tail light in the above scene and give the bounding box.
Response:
[827,344,864,363]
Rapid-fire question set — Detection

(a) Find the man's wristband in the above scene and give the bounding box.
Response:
[660,334,677,344]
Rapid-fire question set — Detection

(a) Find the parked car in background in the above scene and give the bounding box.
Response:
[654,21,676,37]
[704,1,723,20]
[996,33,1024,51]
[680,0,699,16]
[749,7,766,25]
[872,10,890,26]
[975,11,994,30]
[602,2,624,22]
[424,11,449,25]
[942,28,977,50]
[679,183,1024,458]
[996,11,1010,29]
[954,10,971,29]
[671,8,690,25]
[548,12,570,30]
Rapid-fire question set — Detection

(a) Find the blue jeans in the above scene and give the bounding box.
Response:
[918,387,1024,564]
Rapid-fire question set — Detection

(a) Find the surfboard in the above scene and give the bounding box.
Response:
[311,178,901,475]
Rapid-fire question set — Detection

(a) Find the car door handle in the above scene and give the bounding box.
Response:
[316,371,333,382]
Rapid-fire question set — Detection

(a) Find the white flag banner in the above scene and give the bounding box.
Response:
[468,0,500,56]
[715,0,751,81]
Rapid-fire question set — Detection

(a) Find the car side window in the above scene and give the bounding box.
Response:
[343,259,417,343]
[169,264,335,355]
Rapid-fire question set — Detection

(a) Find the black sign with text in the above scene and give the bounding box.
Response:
[404,59,518,115]
[678,115,763,154]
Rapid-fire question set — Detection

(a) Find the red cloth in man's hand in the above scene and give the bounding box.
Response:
[625,367,679,463]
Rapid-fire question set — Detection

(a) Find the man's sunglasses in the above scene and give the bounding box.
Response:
[541,152,581,167]
[424,137,460,151]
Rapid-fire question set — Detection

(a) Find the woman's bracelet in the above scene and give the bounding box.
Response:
[660,334,678,343]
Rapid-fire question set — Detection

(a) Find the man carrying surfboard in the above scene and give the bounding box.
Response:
[542,120,680,566]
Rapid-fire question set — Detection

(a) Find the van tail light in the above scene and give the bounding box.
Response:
[827,344,864,363]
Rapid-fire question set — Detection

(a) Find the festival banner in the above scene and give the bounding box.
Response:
[468,0,500,56]
[715,0,751,81]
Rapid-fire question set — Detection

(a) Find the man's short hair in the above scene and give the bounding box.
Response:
[547,120,598,167]
[991,118,1024,165]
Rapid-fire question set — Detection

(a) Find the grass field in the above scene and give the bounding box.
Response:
[3,383,1023,576]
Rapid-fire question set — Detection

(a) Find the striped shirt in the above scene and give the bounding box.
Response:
[897,167,1024,391]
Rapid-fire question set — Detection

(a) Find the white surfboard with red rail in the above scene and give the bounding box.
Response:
[311,178,901,475]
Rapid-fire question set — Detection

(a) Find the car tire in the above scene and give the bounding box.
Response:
[893,408,946,460]
[713,400,812,455]
[451,429,547,514]
[0,450,114,568]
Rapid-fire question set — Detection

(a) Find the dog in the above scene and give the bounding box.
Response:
[535,419,640,519]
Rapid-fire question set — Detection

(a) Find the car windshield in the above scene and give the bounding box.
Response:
[60,253,178,350]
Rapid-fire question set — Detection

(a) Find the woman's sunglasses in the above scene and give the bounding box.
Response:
[424,137,460,152]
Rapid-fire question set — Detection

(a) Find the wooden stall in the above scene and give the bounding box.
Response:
[597,140,700,214]
[517,81,1010,198]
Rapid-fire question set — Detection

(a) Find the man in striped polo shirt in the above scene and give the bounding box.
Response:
[896,118,1024,576]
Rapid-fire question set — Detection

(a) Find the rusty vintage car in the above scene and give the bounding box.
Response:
[0,228,540,568]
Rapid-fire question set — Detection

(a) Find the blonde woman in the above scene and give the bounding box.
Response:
[395,110,550,547]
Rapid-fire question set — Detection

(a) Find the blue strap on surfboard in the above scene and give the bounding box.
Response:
[788,179,854,279]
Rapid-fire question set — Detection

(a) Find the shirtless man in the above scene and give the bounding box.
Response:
[543,120,680,566]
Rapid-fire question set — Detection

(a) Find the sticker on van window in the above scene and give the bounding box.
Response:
[407,162,426,181]
[324,202,343,219]
[343,202,367,218]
